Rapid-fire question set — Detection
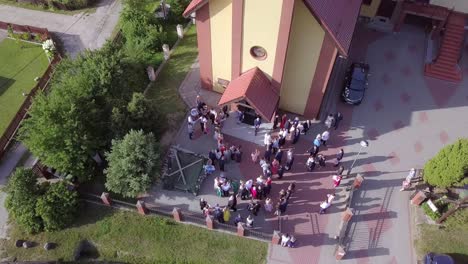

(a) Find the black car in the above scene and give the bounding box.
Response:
[341,63,370,105]
[424,253,454,264]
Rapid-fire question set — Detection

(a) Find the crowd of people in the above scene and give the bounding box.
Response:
[191,96,350,247]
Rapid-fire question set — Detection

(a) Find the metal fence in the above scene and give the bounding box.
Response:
[0,55,61,160]
[80,191,273,242]
[0,21,61,160]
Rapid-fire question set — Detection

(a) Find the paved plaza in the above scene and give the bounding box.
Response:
[162,22,468,264]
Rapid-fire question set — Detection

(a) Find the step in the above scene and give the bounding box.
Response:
[436,57,457,65]
[434,61,456,69]
[427,65,460,77]
[425,67,462,82]
[439,52,460,60]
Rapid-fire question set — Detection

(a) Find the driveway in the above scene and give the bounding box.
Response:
[327,23,468,263]
[0,0,122,57]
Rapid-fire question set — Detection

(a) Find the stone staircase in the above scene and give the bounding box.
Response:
[425,12,466,82]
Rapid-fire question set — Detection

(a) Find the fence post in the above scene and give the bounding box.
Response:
[342,208,354,222]
[136,200,147,215]
[162,44,170,60]
[335,245,346,260]
[176,24,184,39]
[190,13,196,24]
[353,174,364,189]
[205,216,214,230]
[411,191,427,206]
[271,230,281,245]
[100,192,111,206]
[237,222,245,237]
[172,207,183,222]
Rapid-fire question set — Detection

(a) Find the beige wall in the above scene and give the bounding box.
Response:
[279,0,324,115]
[430,0,468,13]
[240,0,282,78]
[209,0,233,93]
[360,0,381,18]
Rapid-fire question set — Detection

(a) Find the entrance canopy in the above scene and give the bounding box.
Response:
[218,67,279,121]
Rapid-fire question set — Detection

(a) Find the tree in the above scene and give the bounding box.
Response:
[120,0,167,64]
[424,138,468,188]
[5,168,42,234]
[105,130,160,198]
[167,0,191,24]
[111,92,166,138]
[36,181,78,231]
[18,46,127,182]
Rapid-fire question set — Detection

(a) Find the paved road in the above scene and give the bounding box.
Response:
[0,0,122,57]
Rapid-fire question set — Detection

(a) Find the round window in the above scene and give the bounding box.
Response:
[250,46,267,60]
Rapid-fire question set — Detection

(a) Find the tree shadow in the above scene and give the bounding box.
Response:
[0,76,16,96]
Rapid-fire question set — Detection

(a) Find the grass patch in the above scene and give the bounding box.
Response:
[0,38,49,135]
[145,25,197,129]
[0,0,98,15]
[1,203,267,263]
[415,208,468,263]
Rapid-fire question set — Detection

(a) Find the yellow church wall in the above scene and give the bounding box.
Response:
[209,0,233,93]
[279,0,324,115]
[431,0,468,13]
[360,0,381,18]
[240,0,282,78]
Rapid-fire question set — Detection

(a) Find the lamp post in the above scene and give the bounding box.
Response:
[346,140,369,176]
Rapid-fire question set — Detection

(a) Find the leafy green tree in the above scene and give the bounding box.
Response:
[167,0,191,24]
[424,138,468,188]
[36,181,78,231]
[120,0,167,64]
[5,168,42,234]
[19,45,127,182]
[111,93,166,138]
[105,130,160,198]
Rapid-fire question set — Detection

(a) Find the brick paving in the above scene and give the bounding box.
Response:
[160,22,468,264]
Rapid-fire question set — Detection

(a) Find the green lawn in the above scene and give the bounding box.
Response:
[1,203,268,263]
[0,38,49,135]
[145,25,198,129]
[415,208,468,263]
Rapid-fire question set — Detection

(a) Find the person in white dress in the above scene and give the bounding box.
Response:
[321,130,330,146]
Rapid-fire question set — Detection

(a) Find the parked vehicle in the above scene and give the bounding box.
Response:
[341,62,370,105]
[424,252,454,264]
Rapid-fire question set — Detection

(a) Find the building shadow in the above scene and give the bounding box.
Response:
[54,32,85,58]
[0,76,15,97]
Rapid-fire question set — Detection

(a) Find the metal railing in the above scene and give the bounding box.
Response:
[80,191,273,242]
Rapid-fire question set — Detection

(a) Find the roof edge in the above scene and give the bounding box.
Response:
[183,0,209,18]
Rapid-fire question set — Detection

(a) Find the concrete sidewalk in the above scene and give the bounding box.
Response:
[0,0,121,57]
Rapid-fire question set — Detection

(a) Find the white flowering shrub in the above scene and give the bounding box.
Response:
[42,39,56,60]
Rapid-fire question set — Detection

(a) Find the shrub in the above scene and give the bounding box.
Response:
[104,130,160,198]
[422,199,449,221]
[111,92,166,138]
[5,168,43,234]
[423,139,468,188]
[36,181,78,231]
[20,32,31,40]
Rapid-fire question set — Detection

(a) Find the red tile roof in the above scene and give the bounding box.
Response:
[303,0,362,56]
[183,0,208,17]
[218,67,279,121]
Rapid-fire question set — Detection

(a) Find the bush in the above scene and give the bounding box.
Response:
[104,130,160,198]
[36,181,78,231]
[424,139,468,188]
[53,0,90,10]
[422,199,449,221]
[5,168,43,234]
[120,0,168,65]
[111,92,166,138]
